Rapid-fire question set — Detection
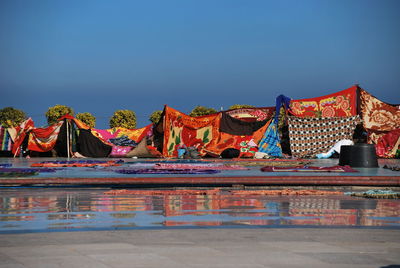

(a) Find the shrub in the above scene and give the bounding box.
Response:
[149,110,163,124]
[45,105,74,125]
[109,109,136,129]
[189,106,217,117]
[228,104,255,110]
[76,112,96,128]
[0,107,27,127]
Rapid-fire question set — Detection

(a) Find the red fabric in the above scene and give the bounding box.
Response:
[289,85,358,117]
[376,129,400,158]
[27,121,64,152]
[11,118,35,155]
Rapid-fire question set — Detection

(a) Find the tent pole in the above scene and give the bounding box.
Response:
[66,119,70,159]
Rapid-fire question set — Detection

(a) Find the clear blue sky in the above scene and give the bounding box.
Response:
[1,0,399,128]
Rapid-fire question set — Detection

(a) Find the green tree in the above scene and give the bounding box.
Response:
[76,112,96,128]
[228,104,255,110]
[0,107,27,127]
[189,106,217,117]
[149,110,163,124]
[45,105,74,125]
[109,109,136,129]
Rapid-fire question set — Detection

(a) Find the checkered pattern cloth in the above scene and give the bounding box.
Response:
[258,121,282,157]
[288,116,360,158]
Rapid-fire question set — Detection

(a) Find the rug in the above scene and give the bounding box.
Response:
[261,165,358,172]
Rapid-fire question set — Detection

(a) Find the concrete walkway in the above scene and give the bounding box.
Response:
[1,228,399,268]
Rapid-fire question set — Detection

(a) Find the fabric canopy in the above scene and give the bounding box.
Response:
[289,85,358,117]
[11,118,35,155]
[91,125,152,145]
[360,89,400,144]
[288,115,360,158]
[162,106,221,157]
[27,121,64,152]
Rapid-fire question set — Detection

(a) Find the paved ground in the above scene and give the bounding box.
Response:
[0,228,399,268]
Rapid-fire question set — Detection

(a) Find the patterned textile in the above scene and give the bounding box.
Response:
[260,165,358,172]
[205,121,269,157]
[109,146,134,157]
[162,106,274,158]
[27,121,64,152]
[115,168,220,174]
[0,127,12,151]
[92,125,152,145]
[154,163,248,170]
[376,129,400,158]
[31,160,122,167]
[163,106,221,157]
[11,118,35,155]
[360,89,400,144]
[288,116,360,158]
[257,120,282,157]
[289,85,358,117]
[220,112,268,135]
[225,107,274,122]
[109,136,138,146]
[275,95,291,123]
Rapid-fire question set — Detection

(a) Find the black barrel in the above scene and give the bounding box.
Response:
[350,143,379,167]
[339,145,353,166]
[339,144,379,168]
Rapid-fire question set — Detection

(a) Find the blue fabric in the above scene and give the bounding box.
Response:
[275,95,291,123]
[258,121,282,157]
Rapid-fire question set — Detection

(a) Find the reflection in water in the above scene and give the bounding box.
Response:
[0,188,399,232]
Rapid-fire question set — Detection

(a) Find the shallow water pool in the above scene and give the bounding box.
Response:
[0,188,399,233]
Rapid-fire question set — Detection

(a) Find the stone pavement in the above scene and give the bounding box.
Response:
[0,228,399,268]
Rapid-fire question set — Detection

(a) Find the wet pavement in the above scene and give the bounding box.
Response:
[1,187,399,233]
[1,158,400,267]
[1,157,400,179]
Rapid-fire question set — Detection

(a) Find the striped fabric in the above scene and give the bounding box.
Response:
[0,126,12,151]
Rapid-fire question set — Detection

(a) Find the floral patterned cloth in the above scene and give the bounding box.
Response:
[162,106,221,157]
[92,125,152,146]
[360,89,400,145]
[289,85,358,117]
[376,129,400,158]
[162,106,269,157]
[225,107,274,122]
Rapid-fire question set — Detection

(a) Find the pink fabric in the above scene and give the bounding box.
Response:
[154,163,248,170]
[109,146,133,157]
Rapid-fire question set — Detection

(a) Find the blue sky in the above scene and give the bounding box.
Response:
[1,0,399,128]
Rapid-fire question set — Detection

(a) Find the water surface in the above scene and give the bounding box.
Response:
[1,188,399,233]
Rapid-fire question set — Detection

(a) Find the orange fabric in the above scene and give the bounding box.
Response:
[289,85,357,117]
[205,119,270,156]
[162,105,270,157]
[27,121,64,152]
[162,106,221,157]
[11,118,35,155]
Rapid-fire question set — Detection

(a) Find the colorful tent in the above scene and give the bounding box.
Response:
[360,89,400,144]
[160,105,272,158]
[289,85,358,117]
